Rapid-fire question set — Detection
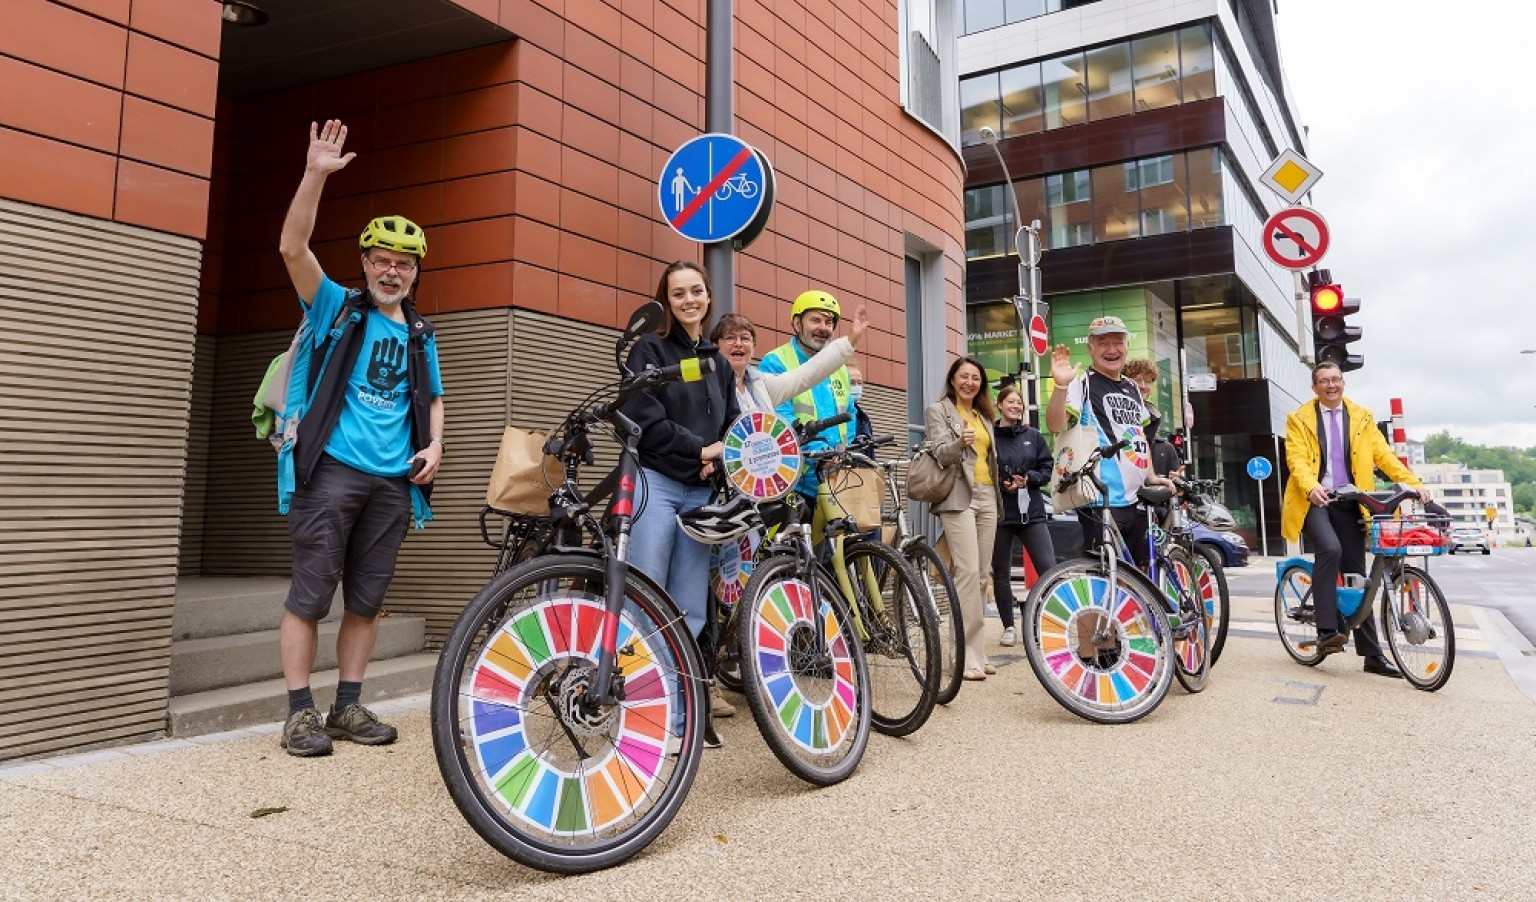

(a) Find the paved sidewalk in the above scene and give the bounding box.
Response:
[4,605,1536,900]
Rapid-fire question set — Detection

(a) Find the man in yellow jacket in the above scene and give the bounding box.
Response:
[1282,362,1430,677]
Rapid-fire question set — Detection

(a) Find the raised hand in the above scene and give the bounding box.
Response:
[847,303,870,347]
[1050,344,1080,385]
[307,119,356,175]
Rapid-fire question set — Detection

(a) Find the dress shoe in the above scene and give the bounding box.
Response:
[1314,631,1347,654]
[1363,657,1403,679]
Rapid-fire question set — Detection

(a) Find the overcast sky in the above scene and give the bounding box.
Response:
[1273,2,1536,449]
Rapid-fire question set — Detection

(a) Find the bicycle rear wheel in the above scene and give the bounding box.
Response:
[1021,559,1174,724]
[1160,545,1209,693]
[1190,543,1230,666]
[431,554,705,874]
[737,554,872,785]
[1380,564,1455,691]
[904,541,965,705]
[839,540,940,736]
[1274,563,1324,665]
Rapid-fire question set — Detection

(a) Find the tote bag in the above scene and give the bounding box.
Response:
[485,426,565,515]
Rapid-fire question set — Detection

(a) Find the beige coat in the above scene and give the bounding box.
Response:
[924,398,1003,514]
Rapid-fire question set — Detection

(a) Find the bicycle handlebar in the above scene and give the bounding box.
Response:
[795,411,852,441]
[1053,437,1130,492]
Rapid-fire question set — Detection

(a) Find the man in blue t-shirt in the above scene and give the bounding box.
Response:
[275,119,446,757]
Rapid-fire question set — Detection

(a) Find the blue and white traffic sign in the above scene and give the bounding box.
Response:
[1246,456,1273,481]
[658,133,768,243]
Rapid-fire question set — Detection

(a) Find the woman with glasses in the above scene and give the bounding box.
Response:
[710,305,870,413]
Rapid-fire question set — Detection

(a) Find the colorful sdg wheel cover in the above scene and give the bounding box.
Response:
[750,578,858,752]
[722,410,802,502]
[710,529,760,606]
[464,593,676,835]
[1034,574,1161,707]
[1160,560,1207,673]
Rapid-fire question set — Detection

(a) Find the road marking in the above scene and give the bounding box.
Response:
[1273,679,1323,705]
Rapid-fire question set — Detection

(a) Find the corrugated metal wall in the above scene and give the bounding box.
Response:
[0,198,201,761]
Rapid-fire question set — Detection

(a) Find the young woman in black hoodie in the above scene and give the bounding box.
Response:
[622,261,740,730]
[990,383,1057,647]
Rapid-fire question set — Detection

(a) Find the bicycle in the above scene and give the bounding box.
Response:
[1020,440,1184,723]
[430,302,709,874]
[715,409,874,783]
[1173,476,1233,666]
[713,173,759,200]
[817,436,943,736]
[1274,485,1455,691]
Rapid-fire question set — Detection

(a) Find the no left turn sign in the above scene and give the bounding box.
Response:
[1261,206,1330,270]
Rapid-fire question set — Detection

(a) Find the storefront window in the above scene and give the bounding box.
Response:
[960,72,1001,146]
[1086,42,1133,122]
[1180,277,1258,380]
[1042,52,1088,129]
[1131,31,1180,110]
[1000,63,1044,136]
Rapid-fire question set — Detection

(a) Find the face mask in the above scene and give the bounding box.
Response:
[848,385,864,404]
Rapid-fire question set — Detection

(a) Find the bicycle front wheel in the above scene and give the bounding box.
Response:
[1161,545,1210,693]
[840,541,940,737]
[1380,564,1455,691]
[737,554,872,785]
[1021,559,1174,724]
[904,541,965,705]
[431,554,705,874]
[1190,543,1231,666]
[1274,563,1323,666]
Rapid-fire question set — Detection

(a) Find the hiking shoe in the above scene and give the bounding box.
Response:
[281,708,333,757]
[324,703,398,746]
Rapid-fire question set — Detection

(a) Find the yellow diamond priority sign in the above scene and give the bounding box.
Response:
[1260,149,1323,205]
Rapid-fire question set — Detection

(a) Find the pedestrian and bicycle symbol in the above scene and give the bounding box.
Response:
[1247,456,1273,481]
[658,133,770,243]
[1261,206,1330,270]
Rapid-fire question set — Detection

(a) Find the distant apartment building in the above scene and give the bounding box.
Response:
[1417,463,1517,535]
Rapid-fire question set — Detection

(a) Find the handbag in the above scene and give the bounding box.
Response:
[823,467,884,531]
[906,446,958,504]
[1049,379,1109,512]
[485,425,565,515]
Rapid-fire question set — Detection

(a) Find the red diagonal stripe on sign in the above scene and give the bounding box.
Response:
[670,145,755,231]
[1272,219,1316,256]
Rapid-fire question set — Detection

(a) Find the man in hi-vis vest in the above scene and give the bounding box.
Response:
[758,290,853,501]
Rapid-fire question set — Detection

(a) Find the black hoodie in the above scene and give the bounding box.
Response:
[993,421,1053,524]
[622,326,739,486]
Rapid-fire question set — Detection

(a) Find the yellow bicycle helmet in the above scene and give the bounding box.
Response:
[791,289,840,321]
[359,215,427,259]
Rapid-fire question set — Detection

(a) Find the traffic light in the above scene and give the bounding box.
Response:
[1310,279,1363,371]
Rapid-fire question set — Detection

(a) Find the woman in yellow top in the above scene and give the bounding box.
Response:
[925,357,1003,682]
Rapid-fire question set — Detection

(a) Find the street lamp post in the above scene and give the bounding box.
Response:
[978,126,1044,425]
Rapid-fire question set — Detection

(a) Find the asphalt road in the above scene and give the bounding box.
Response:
[1227,547,1536,645]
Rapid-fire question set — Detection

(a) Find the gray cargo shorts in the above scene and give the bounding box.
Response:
[285,455,411,620]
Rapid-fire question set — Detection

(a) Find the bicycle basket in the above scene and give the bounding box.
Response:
[1368,517,1449,557]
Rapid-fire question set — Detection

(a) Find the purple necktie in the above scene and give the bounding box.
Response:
[1328,408,1349,489]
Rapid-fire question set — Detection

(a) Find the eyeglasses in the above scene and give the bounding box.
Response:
[719,333,755,345]
[1314,377,1344,386]
[366,256,418,275]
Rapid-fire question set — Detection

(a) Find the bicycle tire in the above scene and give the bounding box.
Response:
[1190,543,1230,666]
[1274,563,1324,666]
[904,541,965,705]
[840,540,940,736]
[1021,558,1174,724]
[737,554,872,785]
[1161,545,1210,693]
[1380,564,1455,691]
[431,554,705,874]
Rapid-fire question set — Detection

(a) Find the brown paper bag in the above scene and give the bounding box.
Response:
[823,467,884,532]
[485,425,564,515]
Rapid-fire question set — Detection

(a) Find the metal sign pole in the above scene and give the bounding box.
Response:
[704,0,734,313]
[1257,475,1268,557]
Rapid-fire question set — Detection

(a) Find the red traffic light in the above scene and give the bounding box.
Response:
[1311,283,1343,314]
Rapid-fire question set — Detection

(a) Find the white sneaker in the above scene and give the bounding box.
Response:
[999,627,1017,647]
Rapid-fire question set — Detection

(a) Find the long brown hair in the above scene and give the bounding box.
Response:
[652,260,712,336]
[943,356,995,420]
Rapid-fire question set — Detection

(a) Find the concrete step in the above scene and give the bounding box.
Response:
[165,653,439,738]
[171,577,339,641]
[167,615,426,696]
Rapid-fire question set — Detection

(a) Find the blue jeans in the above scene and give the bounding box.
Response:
[629,467,714,640]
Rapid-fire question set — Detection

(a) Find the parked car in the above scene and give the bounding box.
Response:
[1190,522,1250,568]
[1448,526,1491,555]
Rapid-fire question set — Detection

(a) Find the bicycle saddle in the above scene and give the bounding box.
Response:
[1136,485,1174,506]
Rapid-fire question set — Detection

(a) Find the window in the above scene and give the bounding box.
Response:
[1086,42,1133,122]
[1138,154,1187,235]
[964,185,1009,258]
[1093,163,1138,242]
[1131,32,1180,111]
[962,0,1005,32]
[1180,23,1216,102]
[960,73,1001,146]
[901,0,957,137]
[1047,170,1091,248]
[1187,146,1223,229]
[1042,52,1087,129]
[1000,63,1043,136]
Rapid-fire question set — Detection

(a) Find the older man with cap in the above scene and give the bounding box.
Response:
[1045,315,1170,569]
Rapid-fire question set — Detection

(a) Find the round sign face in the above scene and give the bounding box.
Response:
[657,133,769,243]
[710,529,761,606]
[1029,314,1049,356]
[1246,456,1273,481]
[721,411,802,501]
[1261,206,1330,270]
